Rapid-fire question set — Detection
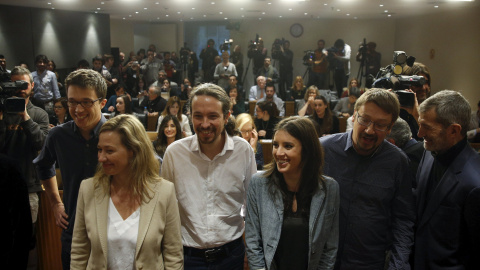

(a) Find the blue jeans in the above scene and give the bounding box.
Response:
[184,240,245,270]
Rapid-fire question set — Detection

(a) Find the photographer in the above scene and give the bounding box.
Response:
[0,67,49,248]
[356,41,382,79]
[247,37,268,77]
[399,62,432,140]
[140,49,164,87]
[230,45,244,83]
[199,39,219,83]
[329,39,351,98]
[179,45,198,86]
[308,39,329,89]
[272,40,293,100]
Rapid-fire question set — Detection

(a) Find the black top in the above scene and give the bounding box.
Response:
[274,191,310,270]
[309,114,340,137]
[290,87,306,101]
[255,117,279,140]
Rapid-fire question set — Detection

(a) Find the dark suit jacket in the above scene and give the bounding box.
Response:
[414,144,480,269]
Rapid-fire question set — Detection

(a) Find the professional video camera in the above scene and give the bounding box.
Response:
[179,42,191,64]
[248,34,260,50]
[220,39,234,52]
[326,46,340,63]
[302,50,315,66]
[0,80,29,113]
[358,39,368,55]
[372,51,425,107]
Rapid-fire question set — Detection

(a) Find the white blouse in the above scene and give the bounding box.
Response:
[107,198,140,270]
[156,114,192,137]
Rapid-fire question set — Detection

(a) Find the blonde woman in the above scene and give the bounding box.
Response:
[235,113,264,170]
[71,114,183,269]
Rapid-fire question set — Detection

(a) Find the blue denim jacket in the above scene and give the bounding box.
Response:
[245,172,339,270]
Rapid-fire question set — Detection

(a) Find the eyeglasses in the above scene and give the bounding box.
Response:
[54,106,64,110]
[67,98,101,108]
[356,113,391,132]
[240,129,252,135]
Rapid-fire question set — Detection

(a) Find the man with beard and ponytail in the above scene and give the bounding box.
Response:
[161,83,256,269]
[320,89,415,269]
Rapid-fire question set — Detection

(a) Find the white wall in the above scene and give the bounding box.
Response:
[111,5,480,108]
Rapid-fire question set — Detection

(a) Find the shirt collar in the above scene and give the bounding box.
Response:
[73,114,107,140]
[431,136,467,167]
[344,129,385,158]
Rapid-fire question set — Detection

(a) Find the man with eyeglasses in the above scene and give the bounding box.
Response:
[320,89,415,269]
[34,69,107,270]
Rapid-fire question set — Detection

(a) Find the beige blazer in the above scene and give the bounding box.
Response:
[71,178,183,270]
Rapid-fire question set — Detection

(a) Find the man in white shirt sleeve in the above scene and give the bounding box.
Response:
[161,83,257,269]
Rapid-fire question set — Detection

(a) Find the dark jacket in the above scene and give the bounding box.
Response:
[139,96,167,114]
[0,101,49,192]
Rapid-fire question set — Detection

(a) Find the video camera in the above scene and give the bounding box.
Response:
[248,34,260,50]
[303,50,315,66]
[0,80,29,113]
[372,51,425,107]
[326,46,340,63]
[272,38,286,59]
[220,39,234,52]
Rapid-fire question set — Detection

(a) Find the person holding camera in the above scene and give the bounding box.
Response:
[230,45,244,83]
[330,39,351,98]
[272,40,293,101]
[199,39,219,83]
[0,67,49,250]
[248,38,268,77]
[307,39,329,90]
[356,41,381,79]
[214,51,238,90]
[140,49,164,87]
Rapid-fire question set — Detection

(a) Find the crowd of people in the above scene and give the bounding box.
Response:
[1,37,480,270]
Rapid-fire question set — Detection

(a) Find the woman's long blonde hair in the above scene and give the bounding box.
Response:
[94,114,161,203]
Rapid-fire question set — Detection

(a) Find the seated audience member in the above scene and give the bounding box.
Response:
[249,76,267,101]
[297,85,319,116]
[76,59,90,70]
[225,75,243,96]
[154,115,183,159]
[257,83,285,117]
[161,78,181,97]
[103,83,128,113]
[228,87,245,116]
[309,95,339,137]
[49,97,72,127]
[71,114,183,269]
[290,75,306,101]
[133,77,147,101]
[235,113,263,170]
[255,57,279,84]
[156,96,192,137]
[255,100,280,140]
[333,89,360,117]
[214,51,238,90]
[113,95,133,116]
[245,116,339,270]
[345,115,354,132]
[386,118,424,183]
[139,86,167,116]
[341,78,361,98]
[180,78,193,101]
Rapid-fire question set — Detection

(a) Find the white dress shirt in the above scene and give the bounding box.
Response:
[161,132,257,249]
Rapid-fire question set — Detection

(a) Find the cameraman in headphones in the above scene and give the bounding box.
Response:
[272,40,293,100]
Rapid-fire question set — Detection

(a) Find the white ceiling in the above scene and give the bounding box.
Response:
[0,0,477,22]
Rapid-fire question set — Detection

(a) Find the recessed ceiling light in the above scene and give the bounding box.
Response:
[224,17,228,20]
[144,8,147,10]
[379,4,383,7]
[279,15,282,18]
[192,8,195,10]
[211,2,215,4]
[101,2,104,4]
[347,14,350,16]
[129,15,132,17]
[190,17,194,19]
[94,11,98,13]
[354,17,358,19]
[337,9,340,12]
[434,5,439,8]
[304,13,308,15]
[240,8,244,10]
[123,17,126,20]
[324,3,327,6]
[384,10,388,13]
[259,18,262,20]
[219,11,223,14]
[177,11,181,14]
[135,11,139,14]
[157,17,160,19]
[51,7,55,10]
[262,12,266,14]
[156,2,159,4]
[166,14,169,17]
[204,15,207,17]
[268,2,272,5]
[241,15,245,17]
[48,2,51,5]
[289,8,292,11]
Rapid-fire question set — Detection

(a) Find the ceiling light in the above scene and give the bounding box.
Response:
[304,13,308,15]
[211,2,215,4]
[135,11,139,14]
[240,8,244,10]
[388,14,392,17]
[156,2,159,4]
[144,8,147,10]
[337,9,341,12]
[279,15,282,18]
[48,2,51,5]
[166,14,169,17]
[268,2,272,5]
[123,17,126,20]
[289,8,293,11]
[177,11,181,14]
[224,17,228,20]
[347,14,350,16]
[101,2,104,4]
[385,10,388,12]
[190,17,194,19]
[241,15,245,17]
[219,11,223,14]
[324,3,327,6]
[129,15,132,17]
[94,11,98,13]
[379,5,383,7]
[434,5,439,8]
[262,12,266,14]
[97,8,101,10]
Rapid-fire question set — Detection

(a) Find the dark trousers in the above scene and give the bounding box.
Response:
[308,71,327,90]
[279,70,292,101]
[334,69,347,98]
[61,232,72,270]
[184,239,245,270]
